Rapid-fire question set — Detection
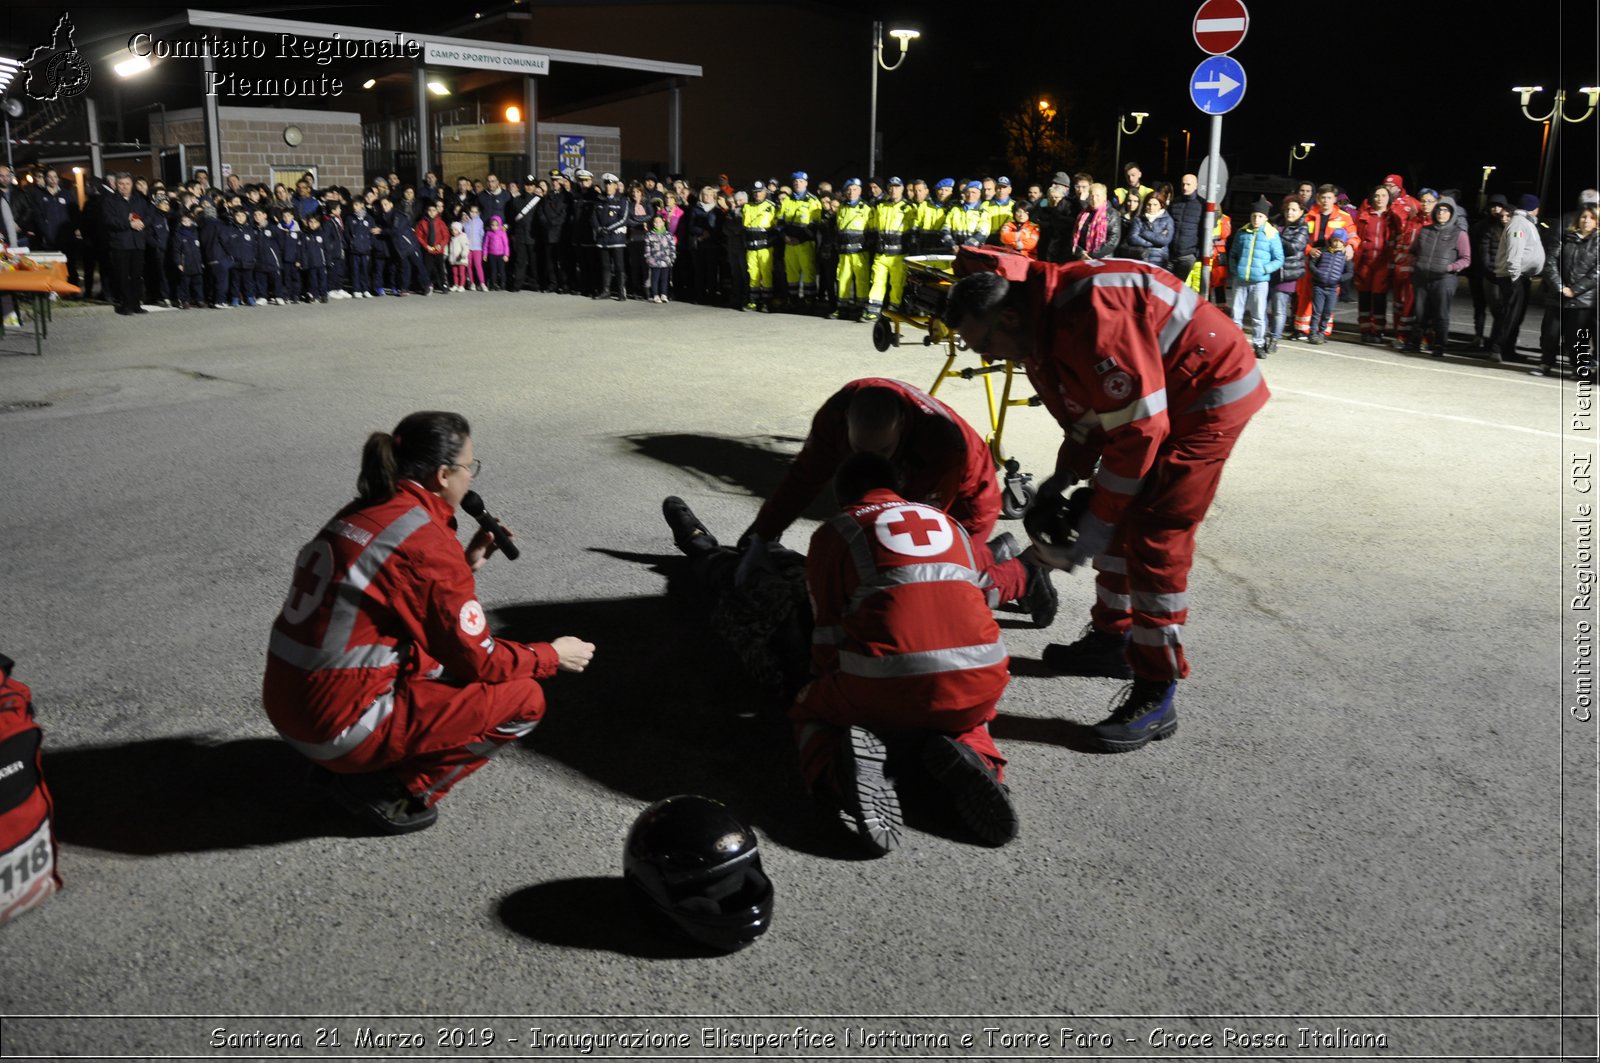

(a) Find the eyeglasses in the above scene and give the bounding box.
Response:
[447,458,482,478]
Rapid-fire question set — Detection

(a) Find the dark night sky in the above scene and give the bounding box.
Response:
[3,0,1596,208]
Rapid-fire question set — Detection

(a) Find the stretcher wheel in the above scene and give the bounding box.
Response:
[1000,464,1035,520]
[871,316,896,353]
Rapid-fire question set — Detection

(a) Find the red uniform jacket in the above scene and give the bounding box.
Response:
[753,378,999,542]
[1389,195,1426,279]
[1352,201,1397,291]
[415,216,449,255]
[807,489,1008,711]
[263,480,558,760]
[1010,258,1270,543]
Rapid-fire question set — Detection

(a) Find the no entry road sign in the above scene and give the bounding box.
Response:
[1194,0,1249,55]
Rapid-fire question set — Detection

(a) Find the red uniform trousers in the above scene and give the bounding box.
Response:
[1389,270,1417,343]
[1293,272,1335,337]
[1087,403,1254,681]
[284,671,545,807]
[970,538,1028,605]
[791,677,1005,782]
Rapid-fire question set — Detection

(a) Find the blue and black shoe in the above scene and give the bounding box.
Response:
[1042,624,1133,678]
[1090,679,1178,753]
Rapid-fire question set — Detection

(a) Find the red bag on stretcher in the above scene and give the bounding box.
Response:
[0,653,61,926]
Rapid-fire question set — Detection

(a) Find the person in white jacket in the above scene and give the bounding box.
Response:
[1489,195,1547,363]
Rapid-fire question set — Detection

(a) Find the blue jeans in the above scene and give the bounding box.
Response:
[1310,285,1339,334]
[1269,289,1292,338]
[1231,281,1268,344]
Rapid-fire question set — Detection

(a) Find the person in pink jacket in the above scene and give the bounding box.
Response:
[483,216,510,291]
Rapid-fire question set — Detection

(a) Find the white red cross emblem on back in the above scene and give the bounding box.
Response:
[874,504,954,557]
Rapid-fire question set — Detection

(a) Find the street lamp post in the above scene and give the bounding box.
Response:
[1513,86,1599,207]
[1113,112,1148,180]
[1287,141,1314,178]
[1479,165,1497,211]
[868,22,918,177]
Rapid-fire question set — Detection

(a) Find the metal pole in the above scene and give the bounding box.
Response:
[1536,93,1562,209]
[1200,112,1222,303]
[524,75,538,176]
[85,95,104,177]
[3,115,11,170]
[414,61,431,183]
[669,82,682,176]
[1114,119,1122,179]
[200,54,222,185]
[868,20,880,176]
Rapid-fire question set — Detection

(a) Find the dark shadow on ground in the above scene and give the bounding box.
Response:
[487,592,842,859]
[622,432,836,525]
[989,711,1108,754]
[44,737,360,854]
[496,877,729,959]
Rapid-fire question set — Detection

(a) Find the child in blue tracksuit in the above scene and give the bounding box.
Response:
[1227,197,1284,353]
[198,210,232,308]
[347,201,374,297]
[223,207,257,305]
[169,212,205,308]
[1308,228,1354,344]
[322,203,347,296]
[302,214,330,302]
[276,209,304,303]
[253,208,283,304]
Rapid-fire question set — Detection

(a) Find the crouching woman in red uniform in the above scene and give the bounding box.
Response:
[263,411,595,834]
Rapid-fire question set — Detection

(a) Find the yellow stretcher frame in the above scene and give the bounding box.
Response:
[868,255,1041,518]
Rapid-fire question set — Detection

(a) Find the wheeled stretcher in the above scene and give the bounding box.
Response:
[867,254,1040,518]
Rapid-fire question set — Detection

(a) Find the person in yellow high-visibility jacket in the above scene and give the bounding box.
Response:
[863,177,915,321]
[778,170,822,306]
[910,178,954,255]
[831,178,872,319]
[983,176,1018,236]
[945,181,991,250]
[742,183,779,311]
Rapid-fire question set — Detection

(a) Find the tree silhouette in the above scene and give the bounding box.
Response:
[1003,96,1071,185]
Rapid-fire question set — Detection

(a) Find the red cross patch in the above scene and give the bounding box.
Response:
[459,599,486,636]
[874,505,954,557]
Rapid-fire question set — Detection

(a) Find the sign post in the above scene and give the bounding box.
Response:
[1189,0,1248,302]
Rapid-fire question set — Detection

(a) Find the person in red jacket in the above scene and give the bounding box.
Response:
[739,377,1057,627]
[1383,176,1428,348]
[1351,185,1398,343]
[414,203,450,294]
[943,253,1269,752]
[263,411,595,833]
[793,452,1016,855]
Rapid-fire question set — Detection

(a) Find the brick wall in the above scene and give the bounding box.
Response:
[161,107,364,190]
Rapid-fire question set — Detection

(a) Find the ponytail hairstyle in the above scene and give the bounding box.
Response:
[357,410,471,503]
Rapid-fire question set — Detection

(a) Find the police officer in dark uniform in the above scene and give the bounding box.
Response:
[535,170,570,293]
[592,172,629,301]
[507,176,541,292]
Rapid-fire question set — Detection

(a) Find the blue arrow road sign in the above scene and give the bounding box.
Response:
[1190,55,1246,114]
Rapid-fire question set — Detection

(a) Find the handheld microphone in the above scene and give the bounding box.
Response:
[460,490,521,561]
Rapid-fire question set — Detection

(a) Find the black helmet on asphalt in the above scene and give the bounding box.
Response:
[624,795,773,952]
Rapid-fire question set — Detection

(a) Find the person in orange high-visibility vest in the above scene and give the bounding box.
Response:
[1293,184,1360,337]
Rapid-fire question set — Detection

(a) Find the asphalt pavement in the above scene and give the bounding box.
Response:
[0,286,1590,1061]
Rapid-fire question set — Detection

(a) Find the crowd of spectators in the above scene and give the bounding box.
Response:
[0,158,1589,374]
